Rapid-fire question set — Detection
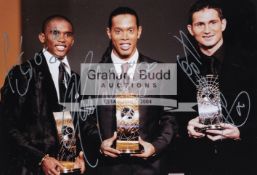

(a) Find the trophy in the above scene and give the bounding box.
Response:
[53,111,81,174]
[115,93,142,154]
[197,75,223,131]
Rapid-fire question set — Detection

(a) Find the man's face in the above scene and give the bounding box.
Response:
[39,19,74,59]
[107,14,142,60]
[187,8,226,51]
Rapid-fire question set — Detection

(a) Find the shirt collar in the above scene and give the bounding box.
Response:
[110,49,139,77]
[200,45,225,64]
[42,48,71,75]
[111,49,139,65]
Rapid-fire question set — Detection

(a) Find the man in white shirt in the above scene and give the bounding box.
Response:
[97,7,176,175]
[1,15,87,175]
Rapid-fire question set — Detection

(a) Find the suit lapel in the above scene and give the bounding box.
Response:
[34,52,60,110]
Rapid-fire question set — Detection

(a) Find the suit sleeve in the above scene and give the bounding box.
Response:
[78,103,101,167]
[151,105,177,155]
[1,66,45,166]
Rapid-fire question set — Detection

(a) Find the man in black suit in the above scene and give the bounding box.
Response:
[174,0,257,174]
[96,7,176,175]
[0,15,96,175]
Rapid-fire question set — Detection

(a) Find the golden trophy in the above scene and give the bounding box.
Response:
[115,93,142,154]
[53,111,81,174]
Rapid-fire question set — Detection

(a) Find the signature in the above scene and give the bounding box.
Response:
[174,30,250,127]
[2,34,99,167]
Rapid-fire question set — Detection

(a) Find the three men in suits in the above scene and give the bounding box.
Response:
[96,7,176,175]
[0,15,90,175]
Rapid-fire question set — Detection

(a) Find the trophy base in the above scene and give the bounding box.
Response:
[198,124,224,132]
[116,140,142,154]
[60,161,80,175]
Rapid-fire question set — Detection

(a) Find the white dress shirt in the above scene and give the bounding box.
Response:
[43,48,71,101]
[111,49,139,79]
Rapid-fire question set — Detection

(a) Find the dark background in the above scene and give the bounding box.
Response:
[20,0,257,174]
[21,0,257,74]
[21,0,195,73]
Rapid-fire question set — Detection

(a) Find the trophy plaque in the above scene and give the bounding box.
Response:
[53,111,80,174]
[115,93,142,154]
[197,75,223,131]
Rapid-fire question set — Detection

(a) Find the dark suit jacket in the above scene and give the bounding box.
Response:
[96,53,177,175]
[0,51,98,175]
[172,45,257,174]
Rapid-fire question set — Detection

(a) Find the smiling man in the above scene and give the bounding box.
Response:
[187,7,226,56]
[175,0,257,174]
[96,7,176,175]
[0,15,92,175]
[39,16,74,59]
[106,13,142,60]
[185,2,237,138]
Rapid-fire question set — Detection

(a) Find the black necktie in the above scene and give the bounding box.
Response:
[59,62,70,102]
[121,62,130,86]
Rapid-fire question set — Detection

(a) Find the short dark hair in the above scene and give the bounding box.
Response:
[41,15,74,33]
[188,0,224,24]
[108,6,140,28]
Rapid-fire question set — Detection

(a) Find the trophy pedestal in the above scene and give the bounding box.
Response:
[198,124,224,132]
[116,140,142,154]
[60,161,80,175]
[205,124,223,130]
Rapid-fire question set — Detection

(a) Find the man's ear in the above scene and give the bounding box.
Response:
[106,27,111,40]
[38,33,46,44]
[187,24,194,36]
[221,18,227,32]
[137,26,142,39]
